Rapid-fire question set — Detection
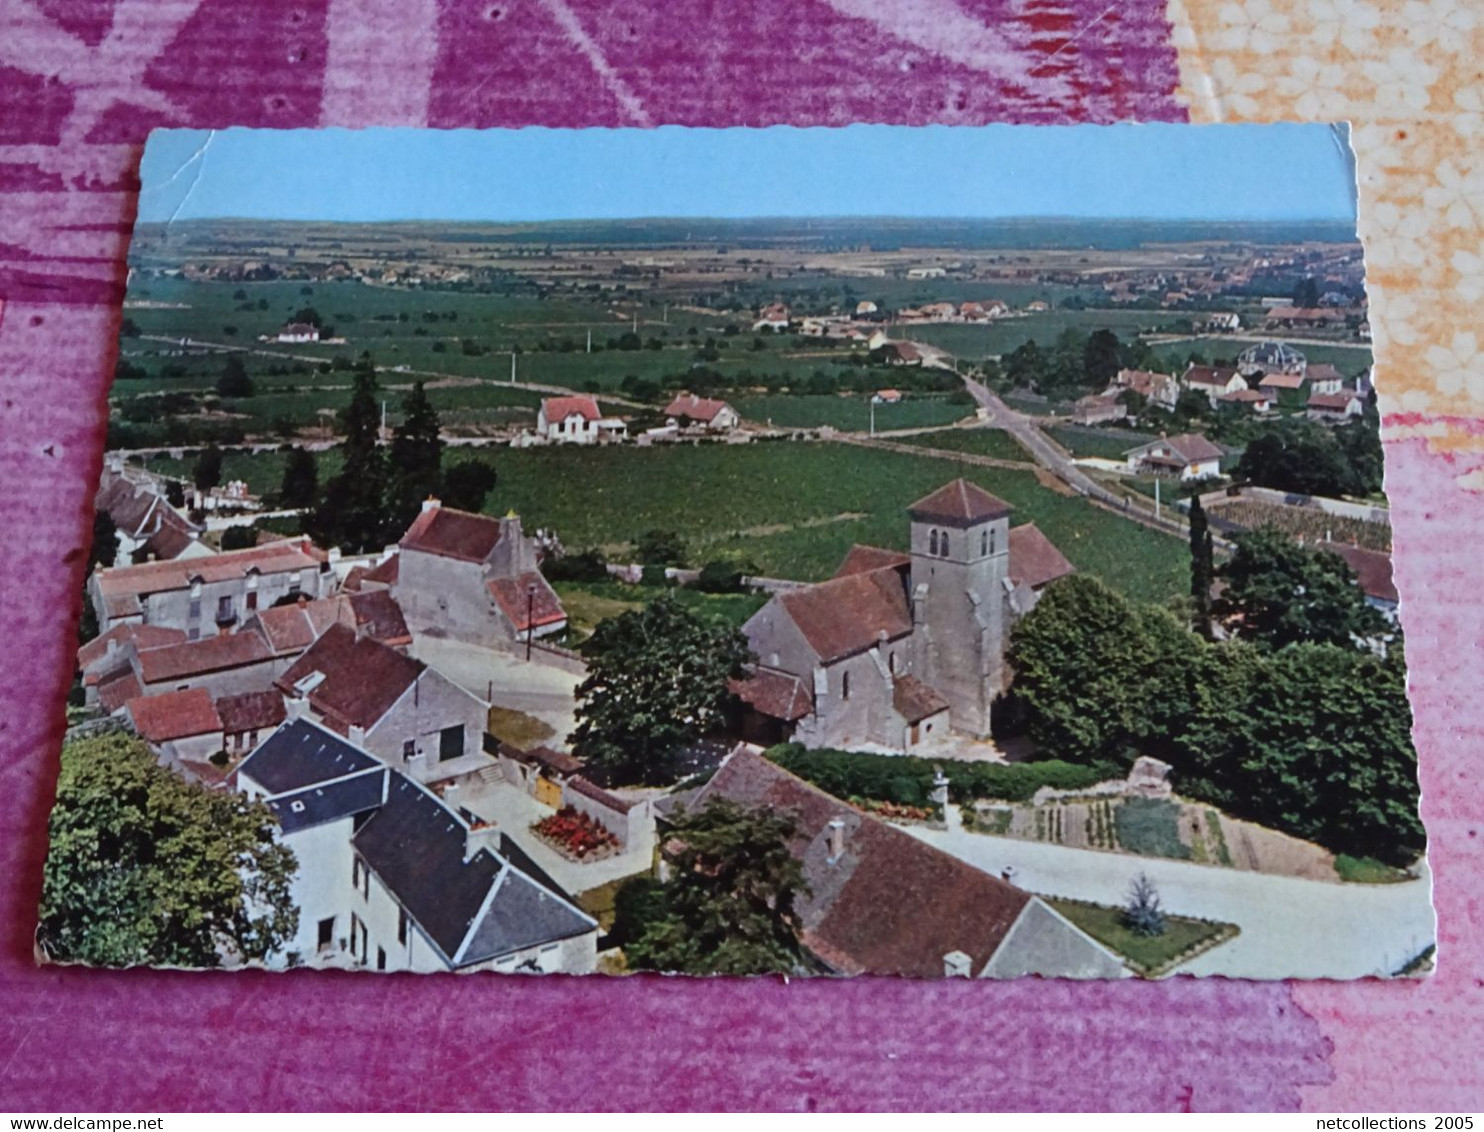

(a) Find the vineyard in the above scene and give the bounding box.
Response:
[1206,497,1391,551]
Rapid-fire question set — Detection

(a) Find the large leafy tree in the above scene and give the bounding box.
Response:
[1082,328,1123,390]
[387,381,443,528]
[1214,526,1387,650]
[1006,575,1198,766]
[277,447,318,510]
[571,594,752,783]
[215,355,254,399]
[625,799,808,975]
[308,361,391,553]
[441,461,498,513]
[1235,417,1372,498]
[39,731,298,967]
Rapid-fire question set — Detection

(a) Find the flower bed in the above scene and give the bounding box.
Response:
[851,797,940,824]
[533,807,620,862]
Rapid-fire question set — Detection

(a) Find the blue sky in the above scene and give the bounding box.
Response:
[138,124,1356,225]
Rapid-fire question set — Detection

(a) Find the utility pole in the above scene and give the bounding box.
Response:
[380,399,387,441]
[510,350,516,385]
[586,328,592,354]
[1154,475,1161,522]
[525,581,536,662]
[870,396,876,437]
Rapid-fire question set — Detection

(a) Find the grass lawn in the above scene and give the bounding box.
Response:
[732,393,972,432]
[554,580,768,642]
[903,309,1180,361]
[1114,798,1192,860]
[1046,898,1238,977]
[1045,424,1157,461]
[487,705,555,750]
[1334,854,1411,884]
[898,427,1032,462]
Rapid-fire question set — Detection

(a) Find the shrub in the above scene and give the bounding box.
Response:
[544,548,609,583]
[640,564,671,587]
[219,525,258,551]
[695,556,757,594]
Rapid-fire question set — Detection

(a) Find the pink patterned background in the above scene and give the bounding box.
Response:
[0,0,1478,1112]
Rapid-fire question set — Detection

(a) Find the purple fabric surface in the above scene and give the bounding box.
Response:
[0,0,1389,1113]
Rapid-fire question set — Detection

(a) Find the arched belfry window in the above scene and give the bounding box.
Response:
[938,530,949,558]
[990,528,996,555]
[981,529,988,556]
[929,529,940,557]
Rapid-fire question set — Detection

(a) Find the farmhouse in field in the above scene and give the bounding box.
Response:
[392,499,567,647]
[671,748,1127,978]
[88,537,331,639]
[736,480,1073,751]
[1124,434,1223,480]
[663,393,741,431]
[535,395,626,445]
[276,322,321,343]
[1072,393,1126,425]
[753,303,791,332]
[236,718,599,974]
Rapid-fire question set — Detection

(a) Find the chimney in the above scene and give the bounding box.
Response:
[285,696,311,720]
[348,723,367,747]
[943,950,973,978]
[463,815,501,862]
[422,497,441,513]
[826,818,846,862]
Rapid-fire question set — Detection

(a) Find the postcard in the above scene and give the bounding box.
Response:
[41,123,1433,979]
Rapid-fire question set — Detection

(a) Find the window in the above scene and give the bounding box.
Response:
[928,530,939,557]
[188,599,201,620]
[246,592,258,613]
[990,529,996,555]
[402,739,416,761]
[398,908,409,946]
[438,725,464,762]
[981,529,988,556]
[216,594,234,622]
[888,652,897,674]
[841,671,851,700]
[317,917,335,951]
[352,857,369,899]
[376,947,387,972]
[350,915,367,964]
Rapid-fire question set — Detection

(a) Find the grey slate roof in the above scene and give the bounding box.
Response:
[351,773,595,969]
[269,772,388,836]
[237,717,381,795]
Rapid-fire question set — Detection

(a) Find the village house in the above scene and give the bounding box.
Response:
[1304,363,1347,396]
[1307,390,1366,423]
[89,537,331,639]
[752,303,790,332]
[127,627,285,699]
[78,623,185,707]
[1264,306,1349,330]
[1110,368,1179,411]
[1072,393,1127,425]
[95,461,210,566]
[276,322,320,343]
[1125,433,1224,481]
[854,300,879,318]
[663,393,741,432]
[877,341,923,367]
[1237,340,1307,378]
[906,266,947,279]
[670,748,1127,979]
[735,481,1073,752]
[1320,542,1399,623]
[236,719,598,974]
[274,622,491,786]
[125,687,226,782]
[216,689,288,756]
[1181,364,1247,407]
[535,395,626,445]
[1217,388,1273,414]
[1204,312,1241,332]
[1257,371,1307,401]
[391,500,567,648]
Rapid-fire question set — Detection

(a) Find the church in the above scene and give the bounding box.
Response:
[733,479,1073,753]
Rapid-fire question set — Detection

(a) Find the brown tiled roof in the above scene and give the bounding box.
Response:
[664,393,732,423]
[831,544,911,579]
[778,567,912,664]
[1308,392,1361,411]
[1257,373,1306,391]
[891,675,949,724]
[542,395,602,423]
[691,749,1033,978]
[364,553,400,585]
[144,511,202,560]
[567,774,639,814]
[1183,365,1240,388]
[1320,542,1397,604]
[908,479,1012,526]
[340,565,369,592]
[1219,389,1271,403]
[1306,363,1344,382]
[346,589,412,646]
[399,506,502,564]
[214,690,287,735]
[275,623,425,731]
[97,667,143,713]
[1008,522,1075,590]
[94,538,323,601]
[136,628,274,684]
[487,571,566,632]
[729,667,813,722]
[245,598,351,655]
[127,687,223,743]
[78,623,187,673]
[1154,433,1224,463]
[503,744,586,777]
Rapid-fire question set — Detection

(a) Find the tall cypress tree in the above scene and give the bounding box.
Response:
[1189,493,1215,640]
[388,381,443,530]
[310,359,389,553]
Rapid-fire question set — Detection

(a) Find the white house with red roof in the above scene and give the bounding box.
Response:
[663,393,741,432]
[1181,364,1247,407]
[535,395,626,445]
[736,479,1074,752]
[752,303,791,332]
[391,499,567,649]
[1124,434,1224,480]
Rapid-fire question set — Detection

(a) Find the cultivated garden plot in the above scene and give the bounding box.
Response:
[41,123,1431,982]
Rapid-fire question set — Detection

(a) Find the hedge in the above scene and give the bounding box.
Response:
[764,744,1117,806]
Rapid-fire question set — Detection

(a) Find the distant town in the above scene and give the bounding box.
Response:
[43,212,1431,981]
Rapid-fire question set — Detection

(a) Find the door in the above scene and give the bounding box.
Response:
[535,773,562,809]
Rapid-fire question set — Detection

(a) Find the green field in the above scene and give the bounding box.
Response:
[1145,337,1373,376]
[898,427,1033,462]
[554,580,768,643]
[1044,425,1157,461]
[904,308,1181,361]
[732,393,972,431]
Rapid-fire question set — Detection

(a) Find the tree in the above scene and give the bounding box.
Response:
[38,730,298,967]
[1213,526,1387,650]
[441,461,498,513]
[1122,873,1166,936]
[278,447,318,510]
[1236,417,1374,499]
[1004,339,1049,392]
[635,528,688,567]
[220,525,258,551]
[88,509,119,571]
[165,480,185,508]
[1083,329,1123,390]
[1188,493,1215,640]
[193,444,224,493]
[387,381,443,529]
[215,356,254,399]
[571,594,752,783]
[696,554,758,594]
[291,306,322,327]
[1007,575,1199,766]
[1292,276,1321,309]
[624,799,807,975]
[308,364,390,553]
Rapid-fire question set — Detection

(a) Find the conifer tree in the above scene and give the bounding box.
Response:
[1188,493,1215,640]
[388,381,443,529]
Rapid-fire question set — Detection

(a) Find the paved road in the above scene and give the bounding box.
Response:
[901,821,1436,979]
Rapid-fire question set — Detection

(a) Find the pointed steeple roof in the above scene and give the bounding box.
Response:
[907,479,1012,526]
